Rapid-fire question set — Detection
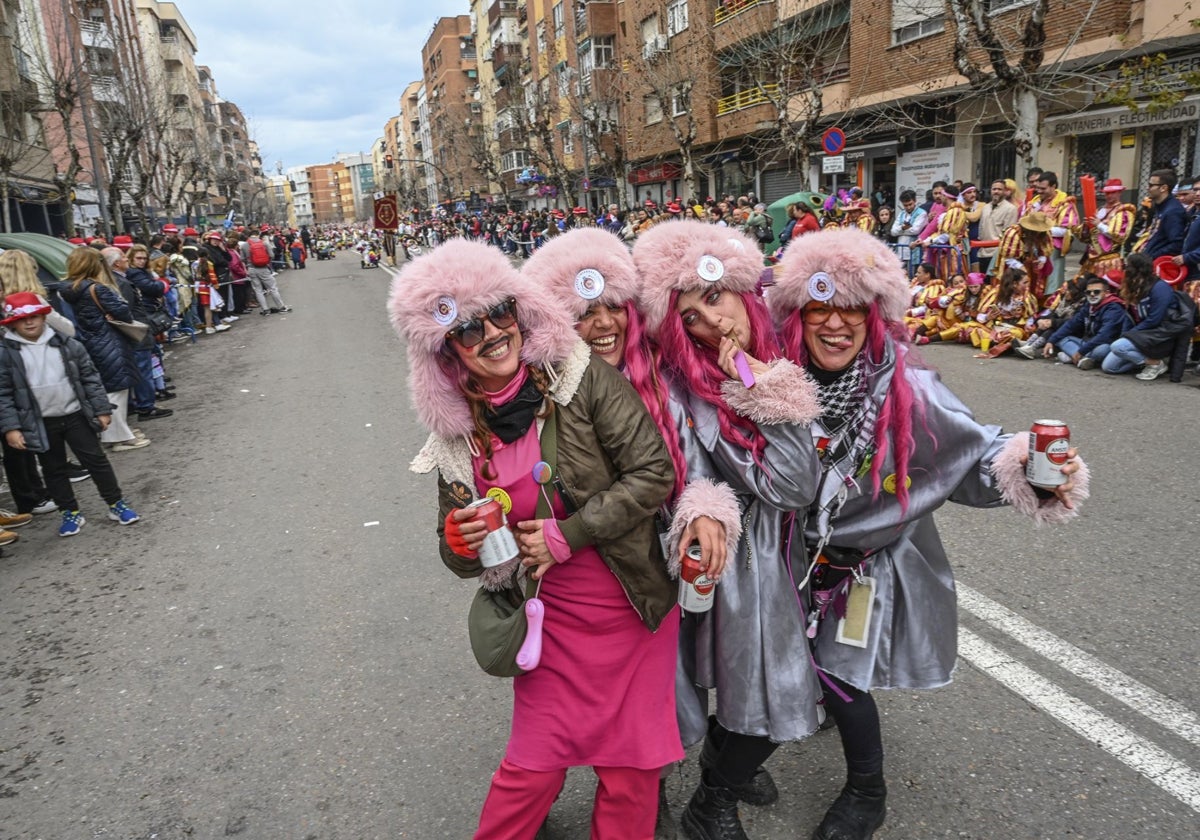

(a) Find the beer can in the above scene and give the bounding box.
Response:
[1026,420,1070,488]
[678,544,716,613]
[466,497,520,568]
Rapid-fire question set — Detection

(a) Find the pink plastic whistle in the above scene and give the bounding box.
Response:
[516,597,544,671]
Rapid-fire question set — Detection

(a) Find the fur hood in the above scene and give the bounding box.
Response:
[769,227,910,323]
[632,219,763,336]
[522,227,639,320]
[388,239,579,439]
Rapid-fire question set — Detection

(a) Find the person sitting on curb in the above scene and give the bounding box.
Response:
[0,292,140,537]
[1025,271,1132,368]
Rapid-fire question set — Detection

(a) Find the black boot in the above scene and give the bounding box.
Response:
[698,716,779,806]
[681,774,748,840]
[811,772,887,840]
[655,776,677,839]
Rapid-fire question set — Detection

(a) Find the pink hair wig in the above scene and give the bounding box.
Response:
[779,303,923,512]
[633,219,764,337]
[521,227,640,321]
[388,239,578,439]
[769,227,911,323]
[621,302,688,502]
[656,288,782,465]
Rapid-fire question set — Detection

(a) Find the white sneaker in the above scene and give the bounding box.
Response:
[110,437,151,451]
[223,315,239,323]
[205,327,216,335]
[1135,360,1168,381]
[214,323,231,332]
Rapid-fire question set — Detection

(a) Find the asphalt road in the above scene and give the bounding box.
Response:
[1,251,1197,840]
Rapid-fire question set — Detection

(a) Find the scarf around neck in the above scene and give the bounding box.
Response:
[483,372,545,444]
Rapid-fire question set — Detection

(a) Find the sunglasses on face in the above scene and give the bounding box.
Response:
[1085,290,1104,298]
[802,303,869,326]
[445,297,518,347]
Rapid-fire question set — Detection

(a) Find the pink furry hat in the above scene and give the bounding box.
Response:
[632,219,763,336]
[521,228,638,320]
[769,228,910,323]
[388,239,578,439]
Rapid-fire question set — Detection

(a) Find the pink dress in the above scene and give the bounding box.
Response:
[472,420,682,772]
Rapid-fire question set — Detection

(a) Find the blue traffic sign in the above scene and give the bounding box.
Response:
[822,127,846,156]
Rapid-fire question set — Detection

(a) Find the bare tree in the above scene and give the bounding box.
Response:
[716,3,851,177]
[629,34,707,201]
[0,81,52,233]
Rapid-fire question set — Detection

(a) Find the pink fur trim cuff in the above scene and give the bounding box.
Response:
[991,432,1090,525]
[666,478,742,578]
[720,359,821,425]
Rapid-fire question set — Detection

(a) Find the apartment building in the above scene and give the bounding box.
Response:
[459,0,1200,210]
[421,15,478,206]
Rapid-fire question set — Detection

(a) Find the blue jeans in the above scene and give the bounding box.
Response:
[1101,337,1145,374]
[1056,337,1110,362]
[131,347,156,410]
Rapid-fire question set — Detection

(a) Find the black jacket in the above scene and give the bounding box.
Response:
[58,281,137,392]
[0,331,113,452]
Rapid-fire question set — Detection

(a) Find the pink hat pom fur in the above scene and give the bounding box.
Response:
[388,239,577,439]
[522,228,639,321]
[769,228,910,323]
[633,219,762,336]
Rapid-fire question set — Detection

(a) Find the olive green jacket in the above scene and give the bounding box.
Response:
[412,339,677,631]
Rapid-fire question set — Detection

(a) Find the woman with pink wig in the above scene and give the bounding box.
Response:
[769,228,1089,840]
[390,240,682,839]
[524,227,748,837]
[635,219,827,840]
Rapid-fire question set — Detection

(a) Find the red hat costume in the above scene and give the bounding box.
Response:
[112,235,133,250]
[1153,255,1187,286]
[162,224,179,235]
[1,292,52,325]
[1101,179,1124,193]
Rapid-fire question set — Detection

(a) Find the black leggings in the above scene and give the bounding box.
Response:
[822,674,884,776]
[708,728,779,789]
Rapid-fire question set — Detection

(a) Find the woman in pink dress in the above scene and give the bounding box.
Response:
[390,240,682,839]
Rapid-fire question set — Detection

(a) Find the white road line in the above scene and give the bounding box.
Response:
[958,628,1200,813]
[958,584,1200,749]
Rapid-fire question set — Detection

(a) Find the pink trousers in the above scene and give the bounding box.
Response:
[474,757,660,840]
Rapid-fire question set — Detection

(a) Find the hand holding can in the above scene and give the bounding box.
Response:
[466,497,521,567]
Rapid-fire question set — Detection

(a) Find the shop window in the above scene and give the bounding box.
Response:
[1137,124,1196,189]
[1068,133,1111,195]
[979,123,1016,187]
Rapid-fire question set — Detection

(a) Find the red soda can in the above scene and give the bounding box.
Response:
[466,497,520,567]
[1026,420,1070,488]
[678,544,716,613]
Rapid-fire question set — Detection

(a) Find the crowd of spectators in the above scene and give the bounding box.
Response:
[0,224,305,548]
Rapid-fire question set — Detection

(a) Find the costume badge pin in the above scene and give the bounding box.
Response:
[808,272,836,302]
[882,473,912,495]
[531,461,553,485]
[574,268,605,300]
[433,295,458,326]
[697,254,725,283]
[486,486,513,514]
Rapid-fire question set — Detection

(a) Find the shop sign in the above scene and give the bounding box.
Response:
[822,156,845,174]
[896,147,955,198]
[1046,96,1200,137]
[628,163,682,185]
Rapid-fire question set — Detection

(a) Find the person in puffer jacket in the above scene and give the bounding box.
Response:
[1039,271,1133,369]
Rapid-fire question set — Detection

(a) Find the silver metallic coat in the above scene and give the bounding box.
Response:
[670,383,825,746]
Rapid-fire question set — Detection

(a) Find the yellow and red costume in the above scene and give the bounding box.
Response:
[963,285,1037,352]
[994,227,1054,301]
[903,280,947,337]
[1082,201,1136,275]
[925,204,968,281]
[934,284,987,343]
[1022,190,1079,254]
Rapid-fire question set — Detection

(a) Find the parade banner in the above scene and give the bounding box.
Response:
[374,195,399,231]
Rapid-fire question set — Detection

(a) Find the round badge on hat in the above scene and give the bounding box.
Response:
[574,268,605,300]
[697,254,725,283]
[808,272,836,302]
[433,295,458,327]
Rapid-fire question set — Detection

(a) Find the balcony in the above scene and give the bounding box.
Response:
[79,19,112,49]
[716,83,778,116]
[714,0,773,25]
[575,0,617,41]
[159,37,183,66]
[487,0,518,29]
[90,73,123,103]
[491,42,521,68]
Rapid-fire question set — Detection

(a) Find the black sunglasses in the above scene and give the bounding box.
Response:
[445,298,518,348]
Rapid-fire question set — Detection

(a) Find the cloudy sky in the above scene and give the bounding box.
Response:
[182,0,468,172]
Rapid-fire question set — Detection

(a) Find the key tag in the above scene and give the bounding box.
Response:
[835,566,875,649]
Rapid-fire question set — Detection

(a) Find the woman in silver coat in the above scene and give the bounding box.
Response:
[635,221,830,840]
[763,228,1089,840]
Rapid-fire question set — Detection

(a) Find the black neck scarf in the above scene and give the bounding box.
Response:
[484,376,545,444]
